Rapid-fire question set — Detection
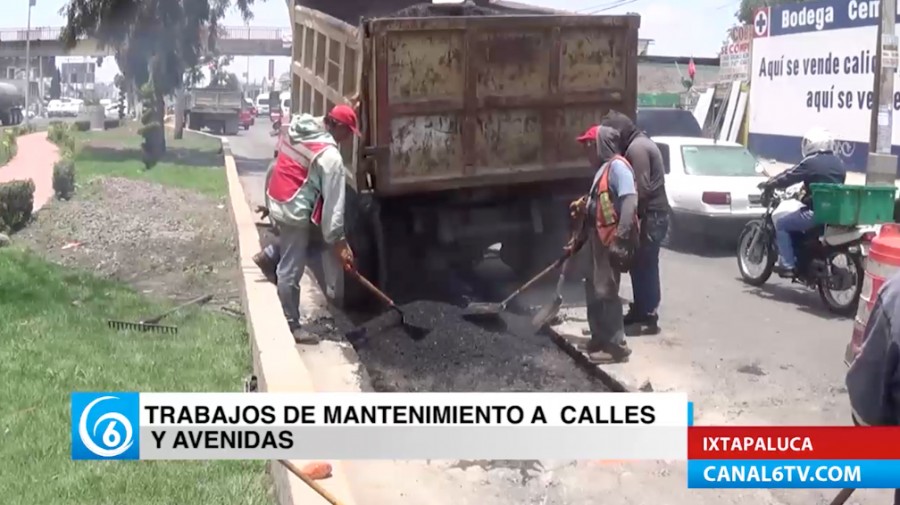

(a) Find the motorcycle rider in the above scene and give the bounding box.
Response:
[758,127,847,276]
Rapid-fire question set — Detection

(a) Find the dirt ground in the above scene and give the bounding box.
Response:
[17,177,240,305]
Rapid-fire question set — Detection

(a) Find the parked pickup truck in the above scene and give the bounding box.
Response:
[289,3,640,308]
[186,88,242,135]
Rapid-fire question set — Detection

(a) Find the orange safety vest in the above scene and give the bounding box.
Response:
[267,134,331,225]
[591,155,639,247]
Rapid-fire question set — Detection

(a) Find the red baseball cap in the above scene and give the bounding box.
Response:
[576,125,599,143]
[327,104,361,137]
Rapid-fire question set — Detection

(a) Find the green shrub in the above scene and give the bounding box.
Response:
[0,129,19,165]
[0,179,35,232]
[47,122,71,144]
[52,157,76,200]
[73,120,90,132]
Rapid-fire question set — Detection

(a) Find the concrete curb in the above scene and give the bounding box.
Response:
[215,134,359,505]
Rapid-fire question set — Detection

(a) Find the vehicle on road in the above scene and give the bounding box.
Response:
[638,108,703,138]
[47,98,83,118]
[255,94,270,116]
[288,5,640,309]
[185,88,242,135]
[0,82,24,125]
[736,186,876,316]
[655,137,767,244]
[239,106,255,130]
[244,98,257,117]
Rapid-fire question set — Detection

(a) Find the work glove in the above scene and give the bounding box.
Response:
[569,195,588,220]
[609,238,634,273]
[333,238,355,272]
[757,180,771,191]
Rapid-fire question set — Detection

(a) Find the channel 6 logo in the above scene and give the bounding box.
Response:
[71,392,140,460]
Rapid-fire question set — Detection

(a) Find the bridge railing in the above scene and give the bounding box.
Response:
[0,26,290,42]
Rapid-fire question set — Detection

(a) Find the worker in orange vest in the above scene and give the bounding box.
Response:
[567,125,639,364]
[260,104,360,344]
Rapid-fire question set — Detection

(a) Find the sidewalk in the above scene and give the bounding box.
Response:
[0,132,59,213]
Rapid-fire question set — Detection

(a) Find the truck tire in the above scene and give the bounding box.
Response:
[187,113,199,131]
[224,118,240,136]
[323,187,378,311]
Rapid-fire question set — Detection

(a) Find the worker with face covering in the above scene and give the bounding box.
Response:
[600,110,670,336]
[568,125,640,363]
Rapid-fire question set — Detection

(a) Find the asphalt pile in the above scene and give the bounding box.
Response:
[345,300,607,392]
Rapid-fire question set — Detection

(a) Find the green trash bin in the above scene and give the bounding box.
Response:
[810,183,897,226]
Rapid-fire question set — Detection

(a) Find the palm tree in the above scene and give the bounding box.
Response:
[60,0,256,166]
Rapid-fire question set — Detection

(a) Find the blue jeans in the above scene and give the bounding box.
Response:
[775,207,815,268]
[630,211,669,315]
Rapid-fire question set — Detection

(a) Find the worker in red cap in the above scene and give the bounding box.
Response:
[566,124,639,364]
[255,102,361,344]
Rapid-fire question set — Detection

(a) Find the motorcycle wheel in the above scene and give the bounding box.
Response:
[817,251,864,317]
[737,219,775,286]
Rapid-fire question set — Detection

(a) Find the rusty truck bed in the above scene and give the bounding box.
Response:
[365,15,640,196]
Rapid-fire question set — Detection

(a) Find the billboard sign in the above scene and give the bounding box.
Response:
[748,0,900,171]
[719,24,751,82]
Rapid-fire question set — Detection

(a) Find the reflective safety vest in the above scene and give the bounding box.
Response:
[591,154,639,247]
[267,134,333,225]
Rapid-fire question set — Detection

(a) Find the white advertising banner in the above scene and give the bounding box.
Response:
[719,24,752,82]
[748,0,900,171]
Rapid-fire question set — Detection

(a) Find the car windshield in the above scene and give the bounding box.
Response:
[680,145,758,177]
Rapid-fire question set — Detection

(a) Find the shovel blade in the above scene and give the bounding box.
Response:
[531,296,562,329]
[460,302,504,322]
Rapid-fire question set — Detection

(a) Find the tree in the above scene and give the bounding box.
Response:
[61,0,257,167]
[49,68,61,100]
[736,0,804,25]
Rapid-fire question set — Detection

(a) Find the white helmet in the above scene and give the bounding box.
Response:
[800,127,835,157]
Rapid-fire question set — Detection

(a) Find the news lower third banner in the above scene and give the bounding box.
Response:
[688,426,900,488]
[71,392,688,461]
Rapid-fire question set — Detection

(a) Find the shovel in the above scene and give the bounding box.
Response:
[531,257,571,329]
[461,255,567,324]
[344,268,430,344]
[531,214,587,329]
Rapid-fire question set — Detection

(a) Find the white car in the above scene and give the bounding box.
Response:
[47,98,83,117]
[653,136,768,244]
[255,95,270,116]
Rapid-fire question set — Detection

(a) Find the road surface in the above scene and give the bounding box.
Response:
[225,121,891,504]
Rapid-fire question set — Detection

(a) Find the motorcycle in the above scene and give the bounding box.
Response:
[736,186,878,316]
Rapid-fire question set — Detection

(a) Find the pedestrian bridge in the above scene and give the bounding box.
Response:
[0,26,292,58]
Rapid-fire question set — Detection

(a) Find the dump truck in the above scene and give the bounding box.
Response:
[0,81,25,126]
[186,88,243,135]
[288,1,640,308]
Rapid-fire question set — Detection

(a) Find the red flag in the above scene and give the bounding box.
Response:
[687,58,696,80]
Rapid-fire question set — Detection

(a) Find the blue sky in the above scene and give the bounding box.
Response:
[1,0,738,84]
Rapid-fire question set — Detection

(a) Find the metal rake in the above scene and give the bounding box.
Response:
[107,294,213,334]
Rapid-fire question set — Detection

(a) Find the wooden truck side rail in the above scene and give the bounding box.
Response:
[290,5,363,180]
[365,14,640,197]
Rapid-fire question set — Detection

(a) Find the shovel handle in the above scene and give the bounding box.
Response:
[501,256,566,305]
[345,268,396,308]
[278,460,346,505]
[828,488,854,505]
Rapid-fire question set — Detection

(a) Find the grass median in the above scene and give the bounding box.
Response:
[0,247,271,504]
[73,123,227,197]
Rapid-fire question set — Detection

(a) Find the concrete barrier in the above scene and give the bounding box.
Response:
[218,136,359,505]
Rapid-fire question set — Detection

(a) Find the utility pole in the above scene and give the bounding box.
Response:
[867,0,899,186]
[23,0,34,126]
